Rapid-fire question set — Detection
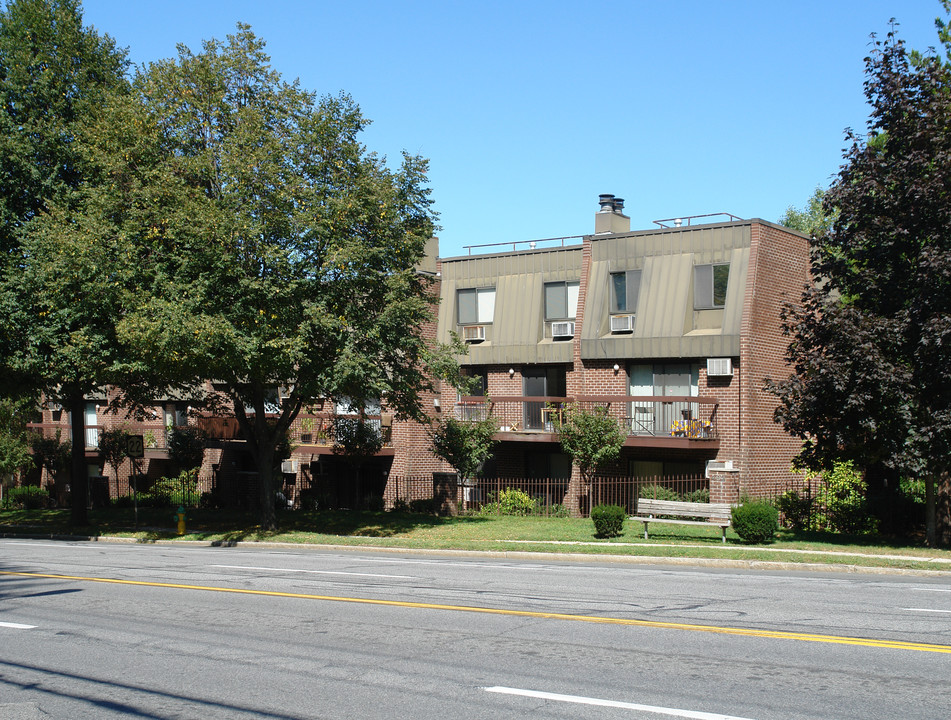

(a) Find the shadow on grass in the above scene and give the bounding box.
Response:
[2,507,493,545]
[776,528,930,550]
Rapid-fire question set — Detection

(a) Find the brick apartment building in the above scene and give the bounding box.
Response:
[393,194,811,506]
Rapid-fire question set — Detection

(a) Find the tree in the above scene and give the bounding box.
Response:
[98,427,131,490]
[29,430,70,504]
[0,396,33,486]
[770,23,951,545]
[556,404,626,516]
[428,412,497,481]
[0,0,130,525]
[109,26,439,530]
[778,186,836,237]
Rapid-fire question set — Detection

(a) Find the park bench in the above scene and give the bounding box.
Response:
[633,499,734,543]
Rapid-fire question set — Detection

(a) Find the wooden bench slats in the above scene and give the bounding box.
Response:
[632,499,734,543]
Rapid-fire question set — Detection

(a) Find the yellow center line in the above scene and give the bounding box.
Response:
[3,569,949,654]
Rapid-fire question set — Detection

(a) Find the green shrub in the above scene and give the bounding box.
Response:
[148,470,201,508]
[547,503,569,518]
[480,487,539,516]
[731,501,779,544]
[361,495,385,512]
[408,498,436,514]
[591,504,626,538]
[815,461,877,534]
[775,489,815,531]
[2,485,49,510]
[390,498,410,513]
[639,483,681,501]
[683,488,710,503]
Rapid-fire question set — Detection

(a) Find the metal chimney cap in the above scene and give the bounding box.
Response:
[613,197,625,212]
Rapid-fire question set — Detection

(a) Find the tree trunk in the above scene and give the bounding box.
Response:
[564,466,589,518]
[257,444,277,531]
[926,473,936,547]
[68,392,88,526]
[938,471,951,547]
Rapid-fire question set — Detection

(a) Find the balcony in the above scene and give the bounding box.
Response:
[454,395,719,446]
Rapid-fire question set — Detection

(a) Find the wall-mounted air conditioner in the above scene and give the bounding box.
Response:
[707,358,733,376]
[462,325,486,342]
[705,459,735,477]
[552,321,575,339]
[610,314,634,333]
[281,460,299,474]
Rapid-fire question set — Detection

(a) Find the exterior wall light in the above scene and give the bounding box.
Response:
[613,363,620,374]
[508,368,515,377]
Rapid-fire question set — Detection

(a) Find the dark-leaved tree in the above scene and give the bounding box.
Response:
[770,22,951,545]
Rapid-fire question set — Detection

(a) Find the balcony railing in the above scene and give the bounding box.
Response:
[454,395,719,440]
[27,412,395,451]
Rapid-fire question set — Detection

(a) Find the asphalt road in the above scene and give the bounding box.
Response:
[1,539,950,719]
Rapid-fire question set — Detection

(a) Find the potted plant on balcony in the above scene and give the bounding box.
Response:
[299,417,316,444]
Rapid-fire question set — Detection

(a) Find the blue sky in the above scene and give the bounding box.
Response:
[80,0,945,258]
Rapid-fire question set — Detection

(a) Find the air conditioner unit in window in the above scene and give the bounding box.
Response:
[707,358,734,376]
[462,325,486,342]
[551,321,575,339]
[610,314,634,333]
[281,460,299,474]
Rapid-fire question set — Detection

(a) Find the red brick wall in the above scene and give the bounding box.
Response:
[738,222,810,498]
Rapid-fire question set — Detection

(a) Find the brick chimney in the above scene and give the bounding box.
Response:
[594,194,630,234]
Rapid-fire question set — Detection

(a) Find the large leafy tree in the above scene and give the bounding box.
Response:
[770,24,951,545]
[0,396,33,485]
[109,26,439,529]
[0,0,129,524]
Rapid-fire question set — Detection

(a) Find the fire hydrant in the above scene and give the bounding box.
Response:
[174,505,186,535]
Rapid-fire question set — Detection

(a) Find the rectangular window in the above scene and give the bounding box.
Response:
[459,367,488,396]
[544,281,579,320]
[694,264,729,309]
[610,270,641,314]
[457,287,496,324]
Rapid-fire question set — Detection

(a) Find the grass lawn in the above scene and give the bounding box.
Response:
[2,506,949,572]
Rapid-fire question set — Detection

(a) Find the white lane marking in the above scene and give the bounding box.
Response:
[484,687,756,719]
[348,556,570,571]
[210,564,416,579]
[0,621,36,630]
[0,542,100,548]
[902,608,951,614]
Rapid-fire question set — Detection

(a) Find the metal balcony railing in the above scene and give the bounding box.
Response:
[454,395,719,439]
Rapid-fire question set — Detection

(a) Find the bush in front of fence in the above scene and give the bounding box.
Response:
[1,485,49,510]
[731,500,779,544]
[591,504,626,538]
[639,484,681,501]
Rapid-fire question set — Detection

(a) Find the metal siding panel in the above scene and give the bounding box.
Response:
[584,261,609,340]
[722,247,749,336]
[637,254,691,339]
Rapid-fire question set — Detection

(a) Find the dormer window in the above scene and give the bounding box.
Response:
[694,264,729,309]
[544,281,579,320]
[610,270,641,313]
[458,287,495,324]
